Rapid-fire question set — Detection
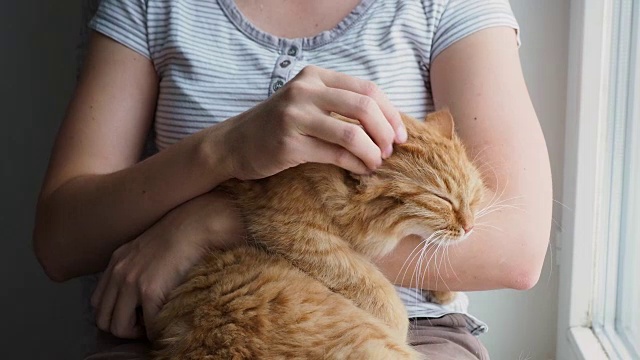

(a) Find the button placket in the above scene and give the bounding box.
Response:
[272,79,285,92]
[268,40,303,96]
[279,59,291,68]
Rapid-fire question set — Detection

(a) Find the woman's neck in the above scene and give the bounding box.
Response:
[233,0,362,38]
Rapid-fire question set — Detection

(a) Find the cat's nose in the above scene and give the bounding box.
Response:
[463,225,474,234]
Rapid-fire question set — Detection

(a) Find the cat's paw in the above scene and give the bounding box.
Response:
[428,290,456,305]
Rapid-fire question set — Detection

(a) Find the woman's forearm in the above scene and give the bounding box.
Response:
[384,27,553,292]
[377,184,551,291]
[33,123,234,282]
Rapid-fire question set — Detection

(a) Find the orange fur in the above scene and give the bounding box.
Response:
[150,110,484,359]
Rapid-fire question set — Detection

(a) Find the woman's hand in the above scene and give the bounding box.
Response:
[91,191,245,340]
[220,65,408,180]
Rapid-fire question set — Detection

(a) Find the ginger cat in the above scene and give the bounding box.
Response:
[150,110,485,359]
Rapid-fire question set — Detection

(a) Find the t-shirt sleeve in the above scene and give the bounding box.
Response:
[89,0,151,59]
[431,0,520,61]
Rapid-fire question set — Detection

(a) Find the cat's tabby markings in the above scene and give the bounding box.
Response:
[150,110,485,360]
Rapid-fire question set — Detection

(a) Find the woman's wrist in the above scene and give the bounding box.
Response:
[196,119,237,184]
[168,190,246,251]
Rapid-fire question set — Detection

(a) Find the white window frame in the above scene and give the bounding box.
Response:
[557,0,639,359]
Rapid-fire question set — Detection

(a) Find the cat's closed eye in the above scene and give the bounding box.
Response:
[433,193,455,208]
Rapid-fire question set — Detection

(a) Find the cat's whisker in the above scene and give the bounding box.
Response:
[413,244,429,293]
[395,238,426,281]
[553,198,573,211]
[439,241,453,292]
[439,241,450,277]
[417,242,436,291]
[475,190,500,218]
[413,235,441,293]
[479,167,512,216]
[478,203,525,215]
[410,248,430,301]
[474,223,504,233]
[435,239,449,288]
[480,164,502,207]
[478,203,526,217]
[415,237,440,290]
[475,192,524,216]
[471,145,497,165]
[482,196,525,211]
[397,238,432,287]
[431,239,452,292]
[446,242,462,282]
[442,241,454,281]
[396,232,442,287]
[441,241,451,278]
[476,203,525,219]
[472,153,498,175]
[421,235,447,290]
[545,239,555,288]
[422,237,447,292]
[550,216,563,232]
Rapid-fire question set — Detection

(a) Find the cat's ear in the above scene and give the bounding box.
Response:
[424,109,454,139]
[348,172,380,192]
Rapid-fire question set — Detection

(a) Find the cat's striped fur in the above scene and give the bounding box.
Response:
[150,110,484,359]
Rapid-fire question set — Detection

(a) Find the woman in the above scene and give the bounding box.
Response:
[33,0,552,358]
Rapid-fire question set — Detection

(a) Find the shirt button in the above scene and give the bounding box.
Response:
[280,60,291,68]
[272,79,285,92]
[287,46,298,56]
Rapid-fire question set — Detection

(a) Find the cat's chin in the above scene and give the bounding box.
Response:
[399,226,470,246]
[398,226,437,242]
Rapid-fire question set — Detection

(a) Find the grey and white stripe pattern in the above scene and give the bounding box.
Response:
[396,286,489,335]
[90,0,520,335]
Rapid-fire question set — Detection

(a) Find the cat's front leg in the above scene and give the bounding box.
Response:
[245,211,409,336]
[429,290,457,305]
[286,246,409,337]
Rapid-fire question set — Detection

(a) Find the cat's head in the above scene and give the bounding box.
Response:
[343,110,485,256]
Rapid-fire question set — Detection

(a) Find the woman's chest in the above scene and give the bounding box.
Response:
[147,0,436,149]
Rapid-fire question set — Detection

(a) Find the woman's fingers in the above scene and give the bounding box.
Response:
[110,282,145,339]
[315,87,397,158]
[228,66,404,180]
[94,267,119,332]
[141,294,163,340]
[297,113,382,170]
[302,66,407,143]
[91,269,110,309]
[298,135,370,175]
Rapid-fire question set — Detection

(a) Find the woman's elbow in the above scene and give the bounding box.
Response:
[33,231,69,283]
[32,209,74,283]
[504,266,541,290]
[33,248,67,283]
[500,235,548,291]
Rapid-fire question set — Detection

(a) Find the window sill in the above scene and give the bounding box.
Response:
[568,327,608,360]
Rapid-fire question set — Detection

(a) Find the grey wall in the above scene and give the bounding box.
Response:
[1,2,84,359]
[1,1,569,359]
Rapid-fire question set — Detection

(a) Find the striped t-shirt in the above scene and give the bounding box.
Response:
[90,0,519,335]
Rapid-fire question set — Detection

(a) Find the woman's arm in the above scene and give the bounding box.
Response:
[33,33,234,281]
[34,32,406,282]
[377,27,553,291]
[90,189,246,339]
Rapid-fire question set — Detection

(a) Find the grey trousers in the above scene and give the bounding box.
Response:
[84,314,489,360]
[408,314,490,360]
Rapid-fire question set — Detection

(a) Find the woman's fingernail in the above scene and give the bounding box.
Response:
[383,145,393,159]
[397,125,408,143]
